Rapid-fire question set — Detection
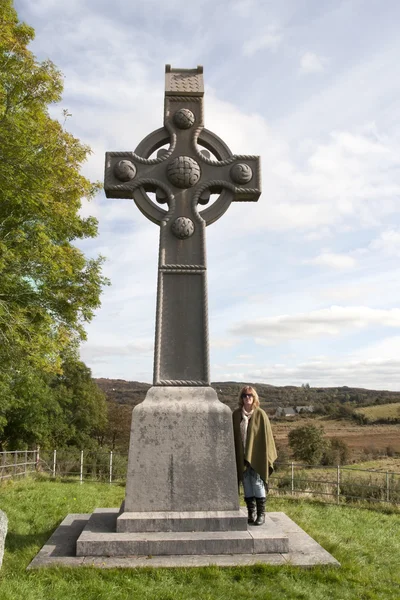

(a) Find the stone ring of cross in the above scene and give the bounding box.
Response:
[104,66,261,229]
[120,125,237,226]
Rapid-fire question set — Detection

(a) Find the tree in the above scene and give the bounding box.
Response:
[288,424,328,465]
[51,358,108,449]
[104,402,133,452]
[0,0,108,376]
[321,438,350,465]
[0,357,108,450]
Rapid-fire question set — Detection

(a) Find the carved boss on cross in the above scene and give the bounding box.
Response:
[104,66,261,239]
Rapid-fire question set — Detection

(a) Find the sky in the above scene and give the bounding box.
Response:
[14,0,400,390]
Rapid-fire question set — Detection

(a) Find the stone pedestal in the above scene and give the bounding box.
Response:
[76,509,289,557]
[123,386,240,514]
[75,387,290,558]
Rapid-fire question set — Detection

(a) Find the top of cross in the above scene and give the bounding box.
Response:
[165,65,204,96]
[104,65,261,230]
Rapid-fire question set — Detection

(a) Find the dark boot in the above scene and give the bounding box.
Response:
[255,497,266,526]
[244,496,257,525]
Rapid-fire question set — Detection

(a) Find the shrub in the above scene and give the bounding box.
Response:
[288,424,328,465]
[322,438,351,465]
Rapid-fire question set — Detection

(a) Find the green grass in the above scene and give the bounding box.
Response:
[0,478,400,599]
[355,402,400,421]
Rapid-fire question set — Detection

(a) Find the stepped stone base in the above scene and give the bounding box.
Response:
[117,509,248,532]
[75,508,289,557]
[27,511,340,568]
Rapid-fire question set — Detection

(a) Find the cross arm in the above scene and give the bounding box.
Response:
[104,150,172,200]
[193,151,261,204]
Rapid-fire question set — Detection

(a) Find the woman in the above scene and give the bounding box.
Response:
[232,385,277,526]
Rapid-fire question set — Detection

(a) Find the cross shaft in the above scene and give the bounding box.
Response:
[104,66,261,385]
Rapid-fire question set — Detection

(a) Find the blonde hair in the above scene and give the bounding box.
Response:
[238,385,260,408]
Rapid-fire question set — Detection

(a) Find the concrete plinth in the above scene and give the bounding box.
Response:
[117,510,247,532]
[28,511,340,568]
[123,387,240,514]
[76,508,288,557]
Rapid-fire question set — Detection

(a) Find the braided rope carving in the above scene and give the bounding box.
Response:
[161,269,204,274]
[107,121,175,169]
[107,178,173,198]
[192,128,258,166]
[161,264,205,270]
[202,229,210,383]
[192,180,259,209]
[156,380,208,386]
[153,268,163,385]
[167,96,202,102]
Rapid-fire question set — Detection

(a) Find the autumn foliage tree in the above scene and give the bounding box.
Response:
[0,1,108,449]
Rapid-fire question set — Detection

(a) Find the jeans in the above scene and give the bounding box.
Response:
[243,465,266,499]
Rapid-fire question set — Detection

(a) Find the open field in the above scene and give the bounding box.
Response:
[272,418,400,458]
[0,478,400,599]
[355,402,400,421]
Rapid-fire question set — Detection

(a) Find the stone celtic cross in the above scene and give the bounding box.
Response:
[105,66,261,386]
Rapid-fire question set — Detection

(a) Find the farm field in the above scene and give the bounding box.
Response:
[355,402,400,421]
[272,418,400,458]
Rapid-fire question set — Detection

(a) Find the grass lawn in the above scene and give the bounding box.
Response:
[0,477,399,599]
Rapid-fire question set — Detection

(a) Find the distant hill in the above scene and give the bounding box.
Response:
[95,378,400,414]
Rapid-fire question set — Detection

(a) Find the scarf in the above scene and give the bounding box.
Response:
[240,407,254,449]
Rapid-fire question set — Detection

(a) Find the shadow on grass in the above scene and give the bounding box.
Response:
[5,528,57,554]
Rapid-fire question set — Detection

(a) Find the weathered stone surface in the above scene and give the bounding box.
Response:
[0,510,7,569]
[76,510,288,557]
[77,530,256,557]
[28,511,339,569]
[123,387,240,514]
[117,510,247,533]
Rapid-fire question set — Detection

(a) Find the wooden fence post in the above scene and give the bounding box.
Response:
[109,451,113,484]
[1,452,5,480]
[291,462,294,494]
[386,472,389,503]
[337,465,340,505]
[80,450,84,484]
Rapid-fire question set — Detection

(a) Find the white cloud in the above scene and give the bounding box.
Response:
[210,338,238,349]
[242,28,282,56]
[369,229,400,257]
[81,339,154,363]
[305,252,356,270]
[299,52,327,75]
[248,356,400,390]
[231,306,400,343]
[304,227,333,241]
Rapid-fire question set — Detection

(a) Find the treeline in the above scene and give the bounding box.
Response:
[96,379,400,414]
[0,3,108,451]
[94,379,400,455]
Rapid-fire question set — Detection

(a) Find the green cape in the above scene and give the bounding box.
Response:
[232,407,278,484]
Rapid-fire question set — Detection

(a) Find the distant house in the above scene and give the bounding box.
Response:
[274,405,314,418]
[274,407,297,418]
[295,405,314,414]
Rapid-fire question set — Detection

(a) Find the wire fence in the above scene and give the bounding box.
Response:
[270,461,400,505]
[1,449,399,507]
[0,450,39,480]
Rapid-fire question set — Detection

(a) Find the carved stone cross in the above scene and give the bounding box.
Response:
[105,66,261,386]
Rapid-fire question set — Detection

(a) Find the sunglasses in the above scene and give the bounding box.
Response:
[242,393,253,399]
